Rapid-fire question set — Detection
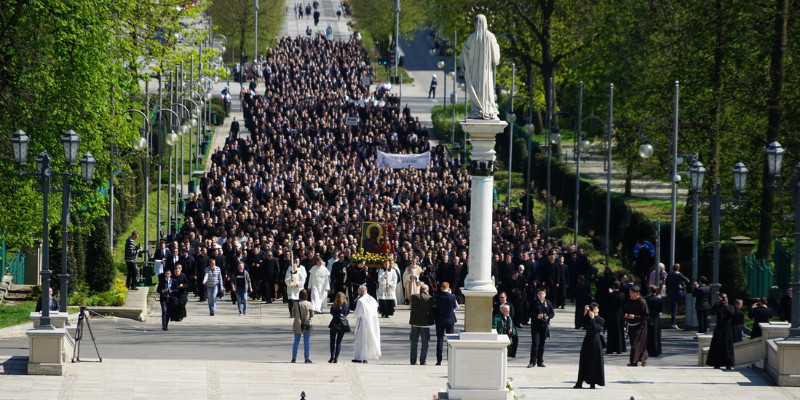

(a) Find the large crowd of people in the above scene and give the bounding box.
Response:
[142,33,787,374]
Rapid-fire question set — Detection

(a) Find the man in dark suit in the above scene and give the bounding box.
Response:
[178,247,196,286]
[528,287,555,368]
[553,255,569,309]
[693,276,712,333]
[157,269,177,331]
[261,250,279,303]
[409,283,436,365]
[493,304,518,358]
[433,282,458,365]
[749,297,773,338]
[230,116,240,138]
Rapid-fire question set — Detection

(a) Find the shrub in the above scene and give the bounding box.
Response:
[85,218,116,293]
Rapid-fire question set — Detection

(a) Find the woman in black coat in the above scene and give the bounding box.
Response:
[575,302,605,389]
[706,293,735,369]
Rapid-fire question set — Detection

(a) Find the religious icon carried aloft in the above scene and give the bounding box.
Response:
[352,222,395,267]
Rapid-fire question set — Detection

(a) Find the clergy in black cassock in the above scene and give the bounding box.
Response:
[645,285,663,357]
[573,275,593,329]
[575,302,605,389]
[605,281,627,355]
[706,293,736,369]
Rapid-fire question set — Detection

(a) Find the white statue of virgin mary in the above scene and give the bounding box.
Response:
[459,14,501,120]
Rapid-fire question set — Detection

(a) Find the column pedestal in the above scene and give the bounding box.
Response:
[26,327,67,375]
[767,338,800,386]
[445,118,509,400]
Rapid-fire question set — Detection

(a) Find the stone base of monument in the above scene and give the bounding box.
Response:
[26,327,67,375]
[445,332,510,400]
[767,338,800,386]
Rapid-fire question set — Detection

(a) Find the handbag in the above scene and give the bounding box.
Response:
[334,315,351,333]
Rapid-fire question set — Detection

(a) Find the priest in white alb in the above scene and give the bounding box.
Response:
[352,285,381,363]
[308,256,330,313]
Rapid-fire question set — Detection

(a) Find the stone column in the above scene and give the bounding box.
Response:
[445,119,510,400]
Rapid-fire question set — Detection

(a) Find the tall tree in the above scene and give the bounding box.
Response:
[757,0,790,258]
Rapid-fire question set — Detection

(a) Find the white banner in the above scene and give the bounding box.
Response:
[376,151,430,169]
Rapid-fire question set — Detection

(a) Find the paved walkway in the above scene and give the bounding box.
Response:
[1,294,798,399]
[0,3,790,400]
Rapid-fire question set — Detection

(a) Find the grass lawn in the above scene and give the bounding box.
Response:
[0,301,35,328]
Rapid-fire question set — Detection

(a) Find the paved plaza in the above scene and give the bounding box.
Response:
[1,293,799,399]
[0,1,797,399]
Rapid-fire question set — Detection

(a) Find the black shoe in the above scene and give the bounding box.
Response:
[329,358,334,363]
[420,362,426,365]
[589,384,596,389]
[352,360,361,363]
[210,311,215,316]
[411,362,416,365]
[291,359,296,363]
[627,363,638,367]
[363,360,367,363]
[305,359,312,364]
[162,326,167,331]
[333,358,337,363]
[436,361,442,365]
[527,364,535,368]
[573,384,582,389]
[538,363,546,367]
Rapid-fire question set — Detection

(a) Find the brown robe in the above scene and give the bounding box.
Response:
[624,296,649,364]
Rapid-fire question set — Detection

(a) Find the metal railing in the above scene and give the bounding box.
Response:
[744,254,774,298]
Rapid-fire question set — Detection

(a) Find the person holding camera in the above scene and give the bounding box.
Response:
[749,297,773,338]
[693,276,712,333]
[125,231,141,290]
[706,293,735,369]
[575,302,605,389]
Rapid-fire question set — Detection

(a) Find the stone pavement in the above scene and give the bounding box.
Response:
[1,293,799,400]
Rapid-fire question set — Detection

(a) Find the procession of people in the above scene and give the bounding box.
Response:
[128,20,790,384]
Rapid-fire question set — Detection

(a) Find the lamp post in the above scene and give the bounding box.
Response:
[544,77,553,235]
[156,108,182,236]
[572,84,613,264]
[688,159,749,332]
[253,0,259,64]
[687,157,703,329]
[764,141,800,339]
[573,82,592,247]
[9,130,95,329]
[170,102,197,200]
[506,62,515,215]
[127,109,150,258]
[438,59,447,110]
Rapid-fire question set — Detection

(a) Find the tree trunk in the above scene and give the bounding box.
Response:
[708,0,724,191]
[756,0,788,258]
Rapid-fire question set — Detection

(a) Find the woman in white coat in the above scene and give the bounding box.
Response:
[377,260,398,317]
[285,258,307,318]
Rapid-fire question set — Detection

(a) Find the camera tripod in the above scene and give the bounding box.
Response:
[71,306,102,363]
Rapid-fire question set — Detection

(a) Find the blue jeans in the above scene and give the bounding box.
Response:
[207,285,219,312]
[410,326,431,364]
[670,291,685,325]
[292,332,310,361]
[330,329,345,358]
[236,287,248,313]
